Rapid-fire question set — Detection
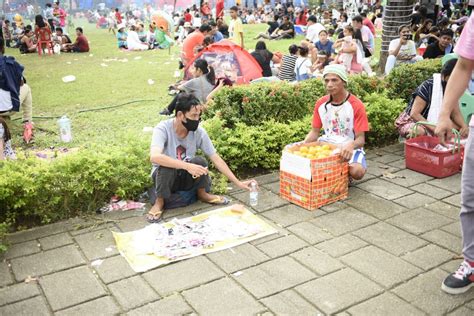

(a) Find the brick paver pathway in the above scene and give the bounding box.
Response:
[1,143,473,315]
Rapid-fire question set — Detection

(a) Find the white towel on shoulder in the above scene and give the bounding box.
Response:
[427,73,443,125]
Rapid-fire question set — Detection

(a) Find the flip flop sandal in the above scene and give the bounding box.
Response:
[208,196,230,205]
[145,210,164,223]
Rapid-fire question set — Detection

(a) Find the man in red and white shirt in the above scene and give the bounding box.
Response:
[304,64,369,180]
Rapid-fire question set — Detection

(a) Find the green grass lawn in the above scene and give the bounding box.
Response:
[6,20,299,149]
[6,20,380,150]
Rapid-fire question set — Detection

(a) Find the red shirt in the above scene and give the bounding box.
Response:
[363,18,376,36]
[312,94,369,142]
[74,34,89,52]
[216,0,224,18]
[184,12,192,23]
[296,15,307,26]
[182,31,204,64]
[115,11,122,24]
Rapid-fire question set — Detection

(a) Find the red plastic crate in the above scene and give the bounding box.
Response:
[405,136,463,178]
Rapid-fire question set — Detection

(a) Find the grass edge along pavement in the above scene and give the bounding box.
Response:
[0,48,441,253]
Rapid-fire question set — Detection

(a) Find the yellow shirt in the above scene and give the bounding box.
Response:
[229,17,243,47]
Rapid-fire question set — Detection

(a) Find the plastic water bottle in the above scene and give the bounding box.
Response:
[249,181,258,207]
[53,44,61,54]
[57,116,72,142]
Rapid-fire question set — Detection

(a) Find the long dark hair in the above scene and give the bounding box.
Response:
[35,15,46,28]
[0,118,11,142]
[194,59,215,85]
[255,40,272,61]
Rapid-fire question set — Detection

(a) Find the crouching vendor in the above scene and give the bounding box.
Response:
[148,93,255,223]
[395,58,468,139]
[303,64,369,180]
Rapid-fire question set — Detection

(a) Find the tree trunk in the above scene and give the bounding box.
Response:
[379,0,415,74]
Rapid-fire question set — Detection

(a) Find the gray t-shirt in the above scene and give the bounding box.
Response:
[182,76,214,104]
[150,118,216,173]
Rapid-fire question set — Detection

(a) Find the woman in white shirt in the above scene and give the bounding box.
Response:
[127,25,149,51]
[385,25,423,75]
[294,46,312,81]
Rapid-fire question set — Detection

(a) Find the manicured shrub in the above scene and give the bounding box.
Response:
[204,116,311,170]
[204,79,325,128]
[347,74,385,99]
[364,93,406,146]
[386,58,442,102]
[0,141,151,227]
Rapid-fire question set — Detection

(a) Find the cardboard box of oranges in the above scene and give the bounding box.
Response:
[280,141,349,210]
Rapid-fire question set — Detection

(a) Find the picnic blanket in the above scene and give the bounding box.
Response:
[113,205,277,272]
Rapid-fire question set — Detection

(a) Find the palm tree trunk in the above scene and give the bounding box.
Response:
[379,0,415,74]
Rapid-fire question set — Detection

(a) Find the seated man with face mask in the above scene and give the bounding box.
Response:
[148,93,256,223]
[395,58,469,139]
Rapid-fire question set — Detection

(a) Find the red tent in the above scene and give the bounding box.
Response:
[184,40,263,84]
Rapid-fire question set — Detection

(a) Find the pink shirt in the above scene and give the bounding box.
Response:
[454,14,474,126]
[454,14,474,61]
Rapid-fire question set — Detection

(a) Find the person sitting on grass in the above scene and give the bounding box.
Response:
[251,41,274,77]
[395,58,468,139]
[254,15,279,40]
[311,50,331,74]
[19,28,36,54]
[385,25,423,75]
[278,44,298,81]
[126,25,149,51]
[315,30,334,55]
[137,23,147,43]
[304,64,369,180]
[258,15,295,40]
[147,93,256,223]
[160,59,215,115]
[116,24,127,49]
[294,45,312,81]
[63,27,89,52]
[96,14,108,29]
[423,28,454,59]
[54,27,71,51]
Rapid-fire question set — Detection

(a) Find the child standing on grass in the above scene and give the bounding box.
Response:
[229,6,244,49]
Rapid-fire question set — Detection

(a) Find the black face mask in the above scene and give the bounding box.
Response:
[182,117,200,132]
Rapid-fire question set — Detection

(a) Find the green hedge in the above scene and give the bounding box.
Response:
[204,116,311,170]
[0,141,151,226]
[1,60,440,252]
[386,59,442,102]
[364,93,405,146]
[203,79,325,128]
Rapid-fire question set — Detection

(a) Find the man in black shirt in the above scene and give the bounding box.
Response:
[254,15,294,40]
[254,15,279,40]
[267,15,280,35]
[271,15,294,40]
[423,29,454,59]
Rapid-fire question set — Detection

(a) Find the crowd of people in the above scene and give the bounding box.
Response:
[0,1,89,54]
